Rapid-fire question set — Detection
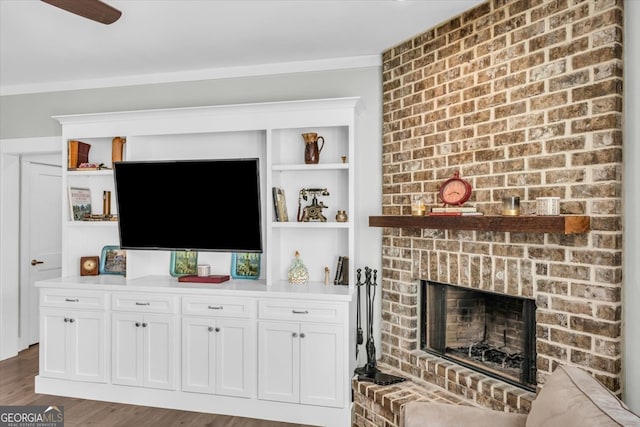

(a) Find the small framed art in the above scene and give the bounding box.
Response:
[170,251,198,277]
[231,253,261,279]
[99,246,126,275]
[68,187,92,221]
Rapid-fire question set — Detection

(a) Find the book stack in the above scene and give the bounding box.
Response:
[334,256,349,285]
[272,187,289,221]
[428,205,483,216]
[68,140,91,169]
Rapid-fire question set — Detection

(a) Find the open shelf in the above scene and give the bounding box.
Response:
[369,215,590,234]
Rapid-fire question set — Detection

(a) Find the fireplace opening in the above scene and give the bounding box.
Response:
[420,281,537,391]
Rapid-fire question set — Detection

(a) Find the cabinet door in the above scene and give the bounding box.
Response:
[143,313,176,390]
[69,310,106,383]
[182,317,215,393]
[216,318,253,398]
[112,312,143,386]
[299,323,344,408]
[40,309,69,379]
[258,321,299,403]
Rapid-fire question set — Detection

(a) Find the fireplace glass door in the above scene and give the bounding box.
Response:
[421,281,536,391]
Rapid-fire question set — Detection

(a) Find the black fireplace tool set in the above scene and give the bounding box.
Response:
[354,267,406,385]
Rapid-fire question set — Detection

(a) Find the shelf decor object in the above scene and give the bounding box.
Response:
[80,256,99,276]
[230,252,261,279]
[287,251,309,284]
[68,187,92,221]
[99,245,126,275]
[169,251,198,277]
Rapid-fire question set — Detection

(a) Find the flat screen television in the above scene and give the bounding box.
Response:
[113,158,262,252]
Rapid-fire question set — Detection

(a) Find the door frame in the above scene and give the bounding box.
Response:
[0,136,60,360]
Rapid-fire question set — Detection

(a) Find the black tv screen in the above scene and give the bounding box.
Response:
[113,158,262,252]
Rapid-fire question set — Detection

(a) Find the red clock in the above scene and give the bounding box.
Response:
[438,171,472,206]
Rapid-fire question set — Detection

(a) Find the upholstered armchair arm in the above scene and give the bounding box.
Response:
[401,401,527,427]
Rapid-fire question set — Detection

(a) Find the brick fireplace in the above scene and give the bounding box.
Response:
[354,0,624,423]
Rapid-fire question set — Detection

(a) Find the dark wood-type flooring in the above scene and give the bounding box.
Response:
[0,345,313,427]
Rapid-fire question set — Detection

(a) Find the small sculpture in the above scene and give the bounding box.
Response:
[287,251,309,284]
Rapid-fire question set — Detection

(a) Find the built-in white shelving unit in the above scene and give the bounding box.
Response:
[36,98,360,427]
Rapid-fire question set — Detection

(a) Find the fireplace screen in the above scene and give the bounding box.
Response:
[421,281,537,391]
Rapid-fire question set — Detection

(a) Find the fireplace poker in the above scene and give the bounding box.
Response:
[354,266,405,385]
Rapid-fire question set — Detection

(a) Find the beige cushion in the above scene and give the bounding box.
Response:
[526,365,640,427]
[401,401,527,427]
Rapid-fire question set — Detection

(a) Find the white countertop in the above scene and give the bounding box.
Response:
[36,275,354,301]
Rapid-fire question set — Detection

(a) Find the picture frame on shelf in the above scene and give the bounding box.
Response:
[169,250,198,277]
[231,253,261,279]
[68,187,92,221]
[99,246,126,275]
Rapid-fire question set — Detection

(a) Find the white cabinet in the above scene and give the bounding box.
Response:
[258,300,345,408]
[39,98,359,426]
[39,289,107,383]
[111,293,177,390]
[181,296,256,398]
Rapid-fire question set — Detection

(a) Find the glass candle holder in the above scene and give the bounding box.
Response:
[411,195,426,216]
[502,196,520,216]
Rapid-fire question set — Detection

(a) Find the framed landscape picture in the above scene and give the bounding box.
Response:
[170,251,198,277]
[231,253,261,279]
[99,245,126,275]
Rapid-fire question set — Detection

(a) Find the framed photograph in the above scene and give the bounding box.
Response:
[68,187,92,221]
[231,253,261,279]
[99,245,126,275]
[170,251,198,277]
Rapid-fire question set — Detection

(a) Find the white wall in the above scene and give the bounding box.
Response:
[623,1,640,413]
[0,67,383,362]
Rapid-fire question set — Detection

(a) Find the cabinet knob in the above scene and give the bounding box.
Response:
[135,322,141,327]
[142,323,148,327]
[208,326,214,332]
[68,318,75,323]
[292,332,298,338]
[64,317,69,323]
[215,327,220,332]
[300,332,305,338]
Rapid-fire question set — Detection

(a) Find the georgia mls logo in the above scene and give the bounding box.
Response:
[0,405,64,427]
[44,406,63,419]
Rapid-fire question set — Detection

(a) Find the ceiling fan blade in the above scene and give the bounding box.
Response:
[41,0,122,25]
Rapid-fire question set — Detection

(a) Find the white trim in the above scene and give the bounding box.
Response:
[623,0,640,413]
[0,55,381,96]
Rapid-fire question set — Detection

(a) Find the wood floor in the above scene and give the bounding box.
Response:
[0,345,312,427]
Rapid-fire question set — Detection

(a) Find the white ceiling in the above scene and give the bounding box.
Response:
[0,0,483,95]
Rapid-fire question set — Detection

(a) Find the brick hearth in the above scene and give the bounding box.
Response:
[353,0,624,423]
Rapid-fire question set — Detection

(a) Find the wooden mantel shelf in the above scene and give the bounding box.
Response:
[369,215,590,234]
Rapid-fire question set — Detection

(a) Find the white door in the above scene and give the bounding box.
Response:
[70,310,107,383]
[144,313,176,390]
[39,308,69,379]
[182,317,215,393]
[112,312,143,386]
[216,318,253,398]
[299,323,343,408]
[258,321,299,403]
[23,161,62,345]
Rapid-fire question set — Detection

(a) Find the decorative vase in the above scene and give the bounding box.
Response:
[336,210,348,222]
[301,132,325,164]
[288,251,309,284]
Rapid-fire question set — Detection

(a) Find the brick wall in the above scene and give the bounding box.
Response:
[378,0,624,412]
